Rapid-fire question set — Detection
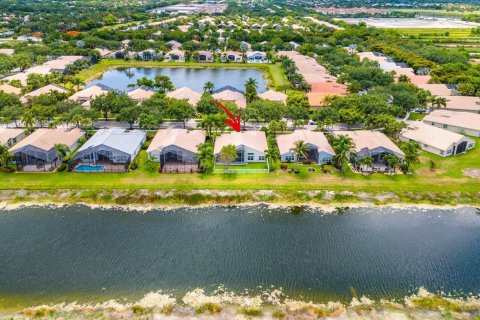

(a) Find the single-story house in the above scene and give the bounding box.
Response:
[166,40,182,50]
[334,130,405,171]
[436,96,480,114]
[166,87,202,106]
[198,50,214,62]
[246,51,269,63]
[95,48,112,58]
[68,84,113,106]
[137,49,161,61]
[0,128,25,147]
[9,128,84,172]
[70,128,146,172]
[109,50,125,59]
[0,83,21,95]
[212,86,247,108]
[127,87,155,102]
[423,110,480,137]
[21,84,67,103]
[277,130,335,164]
[416,84,453,97]
[214,131,268,164]
[258,89,287,104]
[147,128,206,173]
[221,51,243,63]
[400,122,475,157]
[164,50,186,62]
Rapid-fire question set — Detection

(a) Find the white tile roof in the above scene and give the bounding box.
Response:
[127,88,154,101]
[0,83,21,95]
[258,89,287,103]
[0,128,24,146]
[77,128,146,156]
[212,89,247,108]
[147,129,206,154]
[423,110,480,131]
[167,87,202,106]
[214,131,267,154]
[416,84,452,96]
[277,130,335,156]
[22,84,67,101]
[401,122,471,151]
[442,95,480,112]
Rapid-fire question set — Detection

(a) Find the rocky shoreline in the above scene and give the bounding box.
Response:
[0,189,478,211]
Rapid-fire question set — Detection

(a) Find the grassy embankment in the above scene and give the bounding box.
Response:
[77,59,290,90]
[0,137,479,206]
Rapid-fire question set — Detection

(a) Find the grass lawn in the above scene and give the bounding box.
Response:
[77,59,289,90]
[408,112,425,121]
[1,139,479,194]
[389,28,475,37]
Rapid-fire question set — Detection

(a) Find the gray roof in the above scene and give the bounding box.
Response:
[76,128,146,157]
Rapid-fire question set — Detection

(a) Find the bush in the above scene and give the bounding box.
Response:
[57,163,67,172]
[195,303,222,314]
[238,307,262,317]
[129,158,139,170]
[272,309,286,318]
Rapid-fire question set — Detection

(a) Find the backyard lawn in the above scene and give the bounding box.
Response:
[1,138,479,194]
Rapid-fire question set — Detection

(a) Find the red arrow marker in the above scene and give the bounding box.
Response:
[211,100,241,132]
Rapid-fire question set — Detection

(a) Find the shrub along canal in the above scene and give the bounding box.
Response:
[0,205,479,310]
[87,67,268,92]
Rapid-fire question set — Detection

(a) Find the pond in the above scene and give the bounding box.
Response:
[87,67,268,93]
[0,205,479,309]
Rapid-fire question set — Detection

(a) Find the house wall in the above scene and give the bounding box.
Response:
[2,131,25,147]
[216,145,266,163]
[424,121,480,138]
[317,151,334,164]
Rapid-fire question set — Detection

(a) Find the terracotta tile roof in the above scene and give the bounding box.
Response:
[0,83,21,95]
[334,130,405,158]
[277,130,335,155]
[167,87,202,106]
[214,131,268,154]
[258,89,287,103]
[9,128,84,153]
[147,129,206,154]
[417,84,452,96]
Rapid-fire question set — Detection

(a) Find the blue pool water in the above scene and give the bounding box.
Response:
[75,164,105,172]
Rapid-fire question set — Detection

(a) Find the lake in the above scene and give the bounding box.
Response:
[0,205,479,310]
[87,67,268,93]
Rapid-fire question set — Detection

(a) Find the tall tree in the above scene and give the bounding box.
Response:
[332,135,356,174]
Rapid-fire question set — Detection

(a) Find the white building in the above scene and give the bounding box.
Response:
[400,122,475,157]
[246,51,269,63]
[277,130,335,164]
[423,110,480,137]
[214,131,268,164]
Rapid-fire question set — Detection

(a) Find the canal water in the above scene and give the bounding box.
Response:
[87,67,268,93]
[0,205,479,309]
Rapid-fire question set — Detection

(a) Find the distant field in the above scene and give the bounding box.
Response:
[394,28,474,37]
[396,9,480,18]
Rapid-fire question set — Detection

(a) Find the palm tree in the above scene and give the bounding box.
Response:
[358,156,374,171]
[264,148,279,168]
[21,111,35,131]
[203,81,215,94]
[398,75,410,83]
[401,141,421,173]
[54,144,70,159]
[297,80,312,93]
[0,145,13,169]
[70,77,85,90]
[433,97,447,109]
[383,154,400,173]
[332,135,356,174]
[245,78,258,90]
[196,142,214,173]
[290,140,310,162]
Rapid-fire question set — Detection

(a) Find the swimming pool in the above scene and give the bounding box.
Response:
[75,164,105,172]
